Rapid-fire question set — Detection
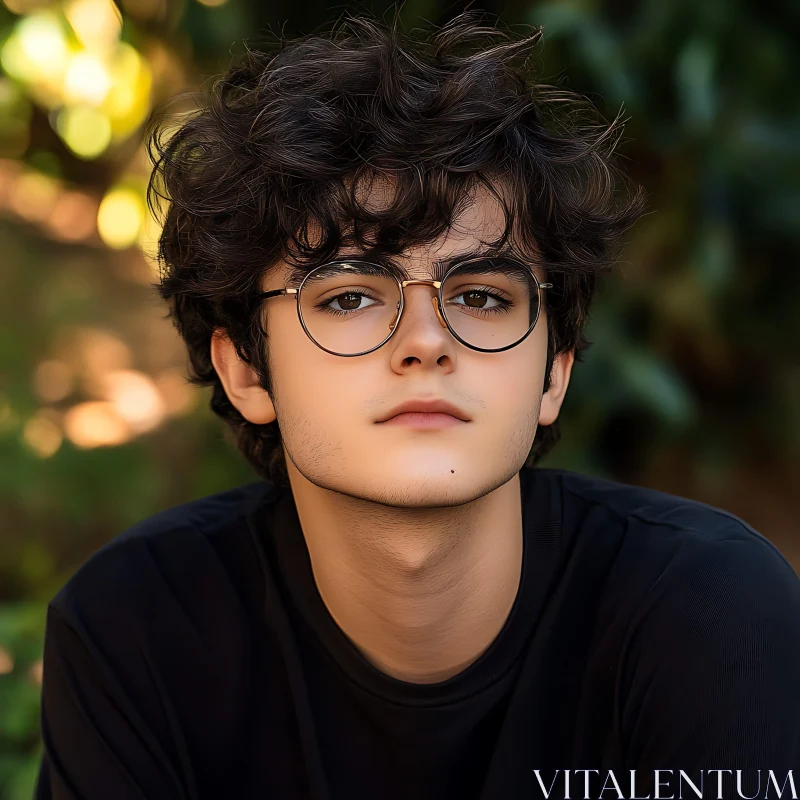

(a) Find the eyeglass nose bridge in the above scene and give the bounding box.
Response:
[388,279,447,333]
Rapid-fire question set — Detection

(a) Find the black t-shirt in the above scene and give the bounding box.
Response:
[34,466,800,800]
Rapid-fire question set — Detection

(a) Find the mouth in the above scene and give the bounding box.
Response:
[378,412,468,430]
[376,398,471,424]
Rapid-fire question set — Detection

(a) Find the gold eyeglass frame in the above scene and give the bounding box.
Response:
[255,256,553,357]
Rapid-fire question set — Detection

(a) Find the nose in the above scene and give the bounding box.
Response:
[388,281,448,333]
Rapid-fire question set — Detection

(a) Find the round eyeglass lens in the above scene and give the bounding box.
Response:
[298,262,402,355]
[440,259,540,351]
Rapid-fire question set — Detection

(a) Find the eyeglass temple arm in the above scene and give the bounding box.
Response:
[257,288,299,300]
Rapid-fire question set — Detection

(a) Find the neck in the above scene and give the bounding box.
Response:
[285,463,524,684]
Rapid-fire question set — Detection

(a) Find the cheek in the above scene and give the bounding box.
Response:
[266,308,326,403]
[477,346,546,411]
[479,373,542,444]
[269,335,363,424]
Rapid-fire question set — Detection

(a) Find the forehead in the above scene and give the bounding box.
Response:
[343,176,510,272]
[350,178,505,260]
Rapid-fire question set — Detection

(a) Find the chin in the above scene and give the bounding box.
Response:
[289,443,523,508]
[349,458,503,509]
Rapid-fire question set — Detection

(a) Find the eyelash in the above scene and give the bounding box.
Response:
[314,286,515,318]
[449,287,514,317]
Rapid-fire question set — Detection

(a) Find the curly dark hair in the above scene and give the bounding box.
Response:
[145,10,648,490]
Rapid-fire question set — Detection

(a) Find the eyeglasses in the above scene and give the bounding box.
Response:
[255,256,552,357]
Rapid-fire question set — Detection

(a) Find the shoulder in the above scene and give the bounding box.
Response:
[533,466,791,566]
[49,480,278,629]
[536,466,778,546]
[531,466,800,649]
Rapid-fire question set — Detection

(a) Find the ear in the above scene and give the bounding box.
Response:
[210,329,277,425]
[538,349,575,426]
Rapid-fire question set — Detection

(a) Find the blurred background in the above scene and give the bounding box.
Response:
[0,0,798,795]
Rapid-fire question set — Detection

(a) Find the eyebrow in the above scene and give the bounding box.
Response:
[427,243,534,281]
[288,242,536,285]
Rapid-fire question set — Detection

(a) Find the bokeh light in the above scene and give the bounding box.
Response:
[97,186,146,248]
[7,169,59,221]
[0,647,13,676]
[100,368,166,433]
[0,12,71,103]
[56,105,113,158]
[70,327,132,385]
[103,43,152,136]
[63,0,122,53]
[155,368,198,417]
[63,400,132,447]
[23,410,64,458]
[44,189,98,241]
[33,359,74,402]
[63,52,112,106]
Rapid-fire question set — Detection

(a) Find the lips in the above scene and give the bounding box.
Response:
[377,398,471,423]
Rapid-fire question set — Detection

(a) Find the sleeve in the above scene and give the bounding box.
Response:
[34,602,190,800]
[619,537,800,798]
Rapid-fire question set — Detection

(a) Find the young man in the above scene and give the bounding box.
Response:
[35,12,800,800]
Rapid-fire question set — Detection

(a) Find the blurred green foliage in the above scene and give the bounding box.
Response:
[1,0,798,796]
